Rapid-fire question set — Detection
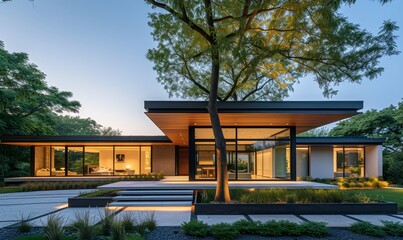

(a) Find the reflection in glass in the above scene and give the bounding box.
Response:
[195,142,215,179]
[52,146,66,176]
[195,128,236,139]
[68,147,83,176]
[334,148,364,177]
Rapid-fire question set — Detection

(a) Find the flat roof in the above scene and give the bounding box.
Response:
[0,135,171,146]
[145,101,363,146]
[296,137,384,145]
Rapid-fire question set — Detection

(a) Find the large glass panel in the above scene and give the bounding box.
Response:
[195,128,236,139]
[141,146,151,174]
[115,147,139,176]
[345,148,365,177]
[68,147,83,176]
[195,142,215,179]
[274,144,290,178]
[34,146,51,176]
[226,142,236,180]
[237,128,289,139]
[52,146,66,176]
[84,146,113,176]
[296,148,309,178]
[333,147,365,177]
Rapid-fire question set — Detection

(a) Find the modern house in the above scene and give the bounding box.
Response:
[0,101,384,181]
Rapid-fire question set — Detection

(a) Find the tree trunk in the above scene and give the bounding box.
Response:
[208,46,231,203]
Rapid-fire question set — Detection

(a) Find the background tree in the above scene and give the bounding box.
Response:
[0,41,120,179]
[330,101,402,184]
[146,0,399,202]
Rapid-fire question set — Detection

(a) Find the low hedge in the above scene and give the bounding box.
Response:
[299,176,389,189]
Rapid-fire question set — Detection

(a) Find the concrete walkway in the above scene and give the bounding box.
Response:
[0,190,402,229]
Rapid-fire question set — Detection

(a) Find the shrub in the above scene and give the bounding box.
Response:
[257,220,283,237]
[342,182,350,188]
[364,181,372,187]
[210,223,240,240]
[110,219,126,240]
[120,212,136,233]
[382,221,403,236]
[182,220,210,237]
[299,221,328,237]
[232,219,260,234]
[17,213,32,233]
[349,222,386,237]
[71,209,93,240]
[349,182,357,188]
[44,214,65,240]
[136,211,156,234]
[100,206,115,236]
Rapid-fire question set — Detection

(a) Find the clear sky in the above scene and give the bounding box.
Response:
[0,1,402,135]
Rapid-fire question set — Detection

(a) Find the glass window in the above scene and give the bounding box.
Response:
[68,147,83,176]
[141,146,151,174]
[34,146,51,176]
[195,142,215,179]
[296,148,309,178]
[195,128,235,139]
[334,147,365,178]
[237,128,289,139]
[115,147,139,176]
[51,146,66,176]
[84,146,113,176]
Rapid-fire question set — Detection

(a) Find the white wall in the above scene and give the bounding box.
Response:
[310,146,334,178]
[365,145,383,177]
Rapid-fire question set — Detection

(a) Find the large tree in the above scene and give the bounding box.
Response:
[146,0,398,202]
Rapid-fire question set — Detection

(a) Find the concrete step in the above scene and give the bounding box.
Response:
[113,195,193,201]
[108,201,192,207]
[117,190,193,195]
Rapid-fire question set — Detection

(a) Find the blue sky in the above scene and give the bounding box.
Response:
[0,1,402,135]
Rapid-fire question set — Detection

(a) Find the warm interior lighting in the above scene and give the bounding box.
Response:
[125,206,191,212]
[55,204,68,209]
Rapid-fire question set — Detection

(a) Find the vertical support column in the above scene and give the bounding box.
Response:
[188,126,196,181]
[82,146,85,176]
[64,146,68,176]
[290,126,297,181]
[112,146,115,176]
[175,145,179,176]
[30,146,35,177]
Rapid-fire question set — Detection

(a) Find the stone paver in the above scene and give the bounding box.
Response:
[301,215,357,227]
[197,215,245,225]
[348,215,403,225]
[119,207,191,226]
[249,215,304,224]
[0,189,89,227]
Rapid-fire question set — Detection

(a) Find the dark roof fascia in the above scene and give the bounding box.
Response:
[144,101,363,113]
[296,137,385,145]
[0,135,172,144]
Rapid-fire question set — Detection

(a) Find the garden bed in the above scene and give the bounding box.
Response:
[68,196,114,207]
[194,202,398,215]
[194,189,398,215]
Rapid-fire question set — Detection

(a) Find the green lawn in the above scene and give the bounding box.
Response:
[346,188,403,210]
[0,186,21,194]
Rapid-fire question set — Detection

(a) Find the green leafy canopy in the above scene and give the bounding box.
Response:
[146,0,399,101]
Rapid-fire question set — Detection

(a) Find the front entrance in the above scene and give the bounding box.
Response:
[189,127,296,181]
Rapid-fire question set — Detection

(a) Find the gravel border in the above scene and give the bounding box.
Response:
[1,226,402,240]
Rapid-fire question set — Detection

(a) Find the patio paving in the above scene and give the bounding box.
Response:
[249,214,304,223]
[347,214,403,225]
[0,189,88,228]
[301,215,358,227]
